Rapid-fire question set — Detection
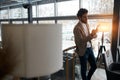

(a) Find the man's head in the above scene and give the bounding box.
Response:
[77,8,88,23]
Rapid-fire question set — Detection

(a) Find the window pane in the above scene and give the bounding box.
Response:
[33,21,37,24]
[22,7,28,18]
[38,21,55,24]
[0,10,9,19]
[88,19,112,57]
[32,5,37,18]
[58,20,77,50]
[57,0,79,16]
[9,8,22,19]
[81,0,114,14]
[38,3,54,17]
[12,21,23,24]
[24,21,28,24]
[1,22,9,24]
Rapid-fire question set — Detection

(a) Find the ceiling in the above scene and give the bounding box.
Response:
[1,0,70,9]
[0,0,69,8]
[0,0,42,7]
[0,0,36,3]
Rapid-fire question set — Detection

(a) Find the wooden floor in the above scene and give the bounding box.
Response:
[75,64,107,80]
[91,68,107,80]
[3,68,107,80]
[75,68,107,80]
[46,68,107,80]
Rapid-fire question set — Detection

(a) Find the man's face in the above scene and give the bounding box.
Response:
[79,13,88,23]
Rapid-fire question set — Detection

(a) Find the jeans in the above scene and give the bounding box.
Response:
[79,47,97,80]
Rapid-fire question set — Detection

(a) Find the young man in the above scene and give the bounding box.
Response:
[73,8,97,80]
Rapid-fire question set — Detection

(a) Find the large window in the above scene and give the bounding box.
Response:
[0,0,114,55]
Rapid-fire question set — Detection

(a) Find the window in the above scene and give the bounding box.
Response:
[88,19,112,57]
[9,8,22,19]
[21,7,28,18]
[38,20,55,24]
[0,0,113,56]
[24,21,28,24]
[12,21,23,24]
[58,20,77,50]
[1,22,9,24]
[33,21,37,24]
[81,0,114,14]
[0,10,9,19]
[38,3,54,17]
[58,19,112,57]
[57,0,79,16]
[32,5,37,18]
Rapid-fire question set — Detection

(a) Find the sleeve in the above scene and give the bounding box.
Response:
[74,27,93,46]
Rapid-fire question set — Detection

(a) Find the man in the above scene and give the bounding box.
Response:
[73,8,97,80]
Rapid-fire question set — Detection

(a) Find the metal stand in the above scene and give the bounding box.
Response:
[96,32,106,66]
[96,45,106,63]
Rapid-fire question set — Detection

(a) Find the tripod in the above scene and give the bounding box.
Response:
[96,32,106,67]
[96,45,106,63]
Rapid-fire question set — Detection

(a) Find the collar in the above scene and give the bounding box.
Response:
[79,20,87,25]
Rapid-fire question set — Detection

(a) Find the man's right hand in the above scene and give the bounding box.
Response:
[91,29,97,38]
[91,29,97,36]
[91,25,99,38]
[95,24,100,32]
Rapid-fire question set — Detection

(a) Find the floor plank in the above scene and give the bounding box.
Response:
[91,68,107,80]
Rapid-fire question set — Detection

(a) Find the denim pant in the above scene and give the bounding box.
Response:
[79,47,97,80]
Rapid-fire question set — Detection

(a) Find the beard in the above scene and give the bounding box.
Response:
[81,20,87,24]
[80,18,87,24]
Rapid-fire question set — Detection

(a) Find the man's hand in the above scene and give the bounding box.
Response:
[91,25,99,38]
[91,29,97,36]
[95,24,100,32]
[91,29,97,38]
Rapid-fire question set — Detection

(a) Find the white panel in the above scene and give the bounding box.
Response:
[2,24,26,77]
[2,24,62,78]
